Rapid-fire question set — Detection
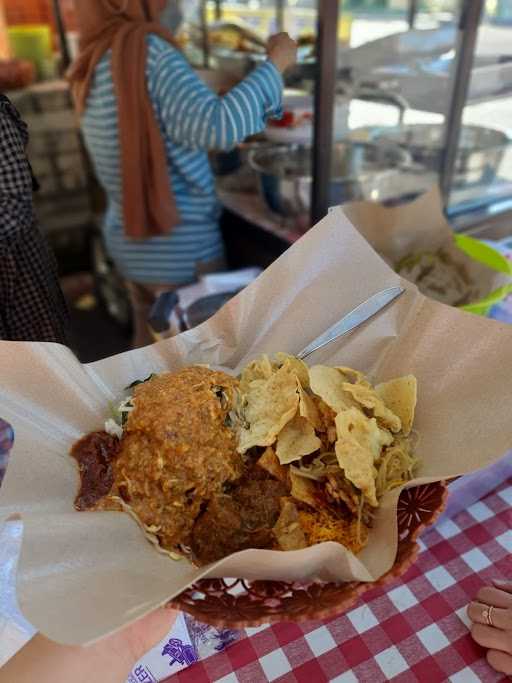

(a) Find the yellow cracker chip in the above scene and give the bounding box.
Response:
[336,407,393,461]
[309,366,356,413]
[342,382,402,433]
[376,375,418,436]
[239,354,274,393]
[276,353,310,388]
[238,364,299,453]
[337,367,371,387]
[297,380,322,430]
[276,415,322,465]
[335,443,378,508]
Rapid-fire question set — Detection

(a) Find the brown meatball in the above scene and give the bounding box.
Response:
[191,468,290,565]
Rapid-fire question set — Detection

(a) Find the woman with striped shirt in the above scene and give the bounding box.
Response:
[69,0,296,347]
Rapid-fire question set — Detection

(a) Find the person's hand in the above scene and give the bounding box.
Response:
[267,33,298,73]
[95,605,179,667]
[468,579,512,677]
[0,606,179,683]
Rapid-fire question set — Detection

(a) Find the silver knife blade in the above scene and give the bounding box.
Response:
[297,286,405,361]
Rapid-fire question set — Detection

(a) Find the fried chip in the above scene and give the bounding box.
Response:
[337,367,371,387]
[239,354,274,393]
[276,415,322,465]
[257,446,289,483]
[335,408,393,461]
[290,469,319,508]
[335,410,380,506]
[335,438,378,507]
[297,380,322,431]
[276,353,310,388]
[273,498,307,551]
[238,364,299,453]
[376,375,417,436]
[309,366,356,413]
[342,382,402,433]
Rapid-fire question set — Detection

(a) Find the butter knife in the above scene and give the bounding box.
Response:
[297,286,405,361]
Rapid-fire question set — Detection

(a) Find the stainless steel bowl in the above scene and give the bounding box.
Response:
[248,142,413,217]
[213,50,265,80]
[361,124,510,187]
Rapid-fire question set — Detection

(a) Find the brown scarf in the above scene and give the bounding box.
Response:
[68,0,180,239]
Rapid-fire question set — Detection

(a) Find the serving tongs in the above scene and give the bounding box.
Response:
[297,286,404,361]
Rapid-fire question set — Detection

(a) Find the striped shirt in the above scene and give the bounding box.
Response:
[81,35,283,285]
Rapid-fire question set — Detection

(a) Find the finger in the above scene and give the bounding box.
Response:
[487,649,512,676]
[467,601,512,631]
[493,579,512,594]
[477,586,512,609]
[471,624,511,654]
[121,607,179,661]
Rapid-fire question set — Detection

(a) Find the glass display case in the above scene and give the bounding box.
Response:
[193,0,512,236]
[313,0,482,223]
[442,1,512,225]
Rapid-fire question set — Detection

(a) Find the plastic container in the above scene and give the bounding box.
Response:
[7,24,52,79]
[454,234,512,317]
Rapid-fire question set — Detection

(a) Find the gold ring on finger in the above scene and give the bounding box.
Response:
[482,605,495,627]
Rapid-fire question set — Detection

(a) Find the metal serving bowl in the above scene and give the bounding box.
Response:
[213,49,265,81]
[361,124,510,187]
[248,142,413,217]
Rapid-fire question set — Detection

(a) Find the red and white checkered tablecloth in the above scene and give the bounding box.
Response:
[169,482,512,683]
